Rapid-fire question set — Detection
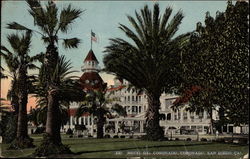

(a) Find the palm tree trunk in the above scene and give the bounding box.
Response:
[9,66,34,149]
[45,89,61,143]
[145,91,164,141]
[10,79,19,141]
[34,44,71,156]
[44,44,62,143]
[97,115,105,138]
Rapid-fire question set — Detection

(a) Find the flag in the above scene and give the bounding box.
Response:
[91,31,97,42]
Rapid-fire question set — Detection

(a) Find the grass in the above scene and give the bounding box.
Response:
[1,134,248,158]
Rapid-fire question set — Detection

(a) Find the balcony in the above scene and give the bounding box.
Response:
[123,101,143,105]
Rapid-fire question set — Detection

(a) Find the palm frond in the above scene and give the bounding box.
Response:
[26,0,49,34]
[62,38,81,49]
[6,22,32,31]
[58,5,83,33]
[45,1,58,34]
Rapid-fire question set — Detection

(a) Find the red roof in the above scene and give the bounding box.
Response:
[84,49,98,63]
[79,72,107,91]
[68,108,90,116]
[107,85,126,91]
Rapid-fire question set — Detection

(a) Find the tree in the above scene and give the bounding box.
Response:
[76,90,126,138]
[103,3,190,140]
[176,0,249,132]
[7,0,83,155]
[31,55,85,130]
[1,31,41,148]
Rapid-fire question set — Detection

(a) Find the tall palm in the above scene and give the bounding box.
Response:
[7,0,83,154]
[104,3,190,140]
[32,55,85,133]
[76,90,126,138]
[1,31,40,148]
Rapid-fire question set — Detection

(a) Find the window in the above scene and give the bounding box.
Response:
[132,96,134,101]
[139,106,141,113]
[81,117,84,125]
[198,112,203,119]
[183,111,188,120]
[167,113,171,120]
[128,96,130,101]
[85,117,88,125]
[190,112,194,119]
[197,126,203,132]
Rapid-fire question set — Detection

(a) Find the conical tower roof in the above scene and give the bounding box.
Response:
[84,49,99,63]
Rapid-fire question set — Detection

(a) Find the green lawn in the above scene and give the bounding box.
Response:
[1,134,248,158]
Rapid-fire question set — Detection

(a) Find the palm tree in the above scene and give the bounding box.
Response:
[103,3,190,140]
[32,55,84,156]
[1,31,41,148]
[32,55,85,131]
[7,0,83,154]
[76,90,126,138]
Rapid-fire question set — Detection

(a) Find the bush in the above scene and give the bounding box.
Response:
[88,135,93,138]
[69,135,73,138]
[201,138,207,141]
[120,135,125,138]
[66,128,73,135]
[104,134,111,138]
[113,135,119,138]
[78,135,83,138]
[1,113,17,143]
[186,138,192,141]
[175,138,179,141]
[34,127,45,134]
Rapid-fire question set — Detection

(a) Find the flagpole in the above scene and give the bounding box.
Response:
[91,29,92,50]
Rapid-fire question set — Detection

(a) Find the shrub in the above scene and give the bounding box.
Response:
[69,135,73,138]
[88,135,93,138]
[175,138,179,141]
[113,135,119,138]
[34,127,45,134]
[201,138,207,141]
[104,134,111,138]
[66,128,73,135]
[78,135,83,138]
[120,135,125,138]
[186,138,192,141]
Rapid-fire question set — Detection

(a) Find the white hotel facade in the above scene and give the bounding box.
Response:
[64,49,248,137]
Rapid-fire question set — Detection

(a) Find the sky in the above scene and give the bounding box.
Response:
[0,0,228,110]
